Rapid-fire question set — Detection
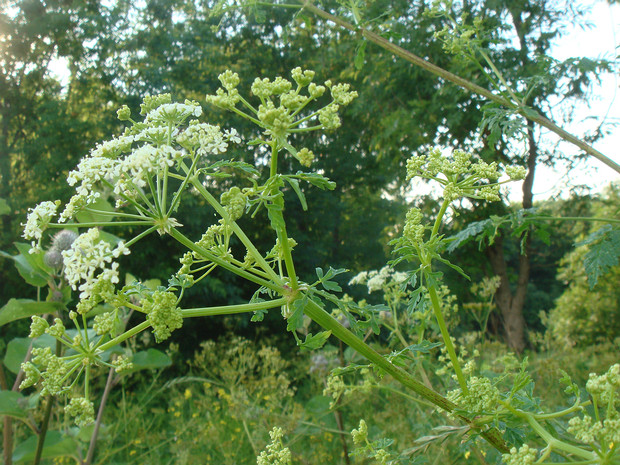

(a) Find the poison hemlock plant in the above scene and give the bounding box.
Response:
[16,68,620,464]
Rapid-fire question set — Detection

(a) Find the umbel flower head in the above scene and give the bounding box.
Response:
[50,93,240,225]
[206,67,357,163]
[257,427,292,465]
[406,147,526,202]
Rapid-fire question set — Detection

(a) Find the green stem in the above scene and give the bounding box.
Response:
[430,197,450,238]
[187,176,282,284]
[478,48,523,105]
[98,321,151,352]
[242,420,258,456]
[501,401,596,460]
[33,395,54,465]
[100,178,152,216]
[427,285,468,393]
[302,297,509,453]
[167,152,200,216]
[168,228,282,292]
[269,143,299,288]
[82,209,148,220]
[146,174,162,216]
[532,401,591,420]
[426,197,468,392]
[50,221,153,229]
[180,298,287,318]
[122,225,159,249]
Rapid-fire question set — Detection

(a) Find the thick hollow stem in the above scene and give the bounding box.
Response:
[180,298,287,318]
[427,285,468,393]
[427,197,468,392]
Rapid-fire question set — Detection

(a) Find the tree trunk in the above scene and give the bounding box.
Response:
[480,5,541,353]
[485,118,537,352]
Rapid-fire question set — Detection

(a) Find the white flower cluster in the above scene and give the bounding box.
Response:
[177,121,241,158]
[55,96,239,222]
[61,228,129,300]
[144,101,202,125]
[349,266,408,293]
[22,200,60,252]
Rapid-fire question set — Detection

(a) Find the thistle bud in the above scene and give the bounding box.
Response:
[52,229,78,251]
[44,249,63,268]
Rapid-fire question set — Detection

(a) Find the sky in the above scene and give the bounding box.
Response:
[531,0,620,200]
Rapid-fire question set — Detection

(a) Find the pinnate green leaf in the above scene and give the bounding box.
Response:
[577,224,620,289]
[299,331,332,351]
[0,243,51,287]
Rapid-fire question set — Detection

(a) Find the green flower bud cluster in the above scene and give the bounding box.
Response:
[197,224,225,250]
[567,415,620,445]
[195,223,233,261]
[112,355,134,374]
[179,251,194,275]
[93,311,116,336]
[256,427,292,465]
[65,396,95,427]
[46,317,66,338]
[296,147,315,167]
[140,93,172,115]
[20,347,67,396]
[586,364,619,407]
[406,148,526,202]
[144,290,183,343]
[266,238,298,262]
[403,207,426,246]
[117,104,131,121]
[501,444,537,465]
[350,419,394,464]
[424,2,486,57]
[323,373,346,408]
[206,67,357,163]
[29,315,49,338]
[566,364,620,449]
[448,375,500,413]
[351,419,368,445]
[220,186,247,221]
